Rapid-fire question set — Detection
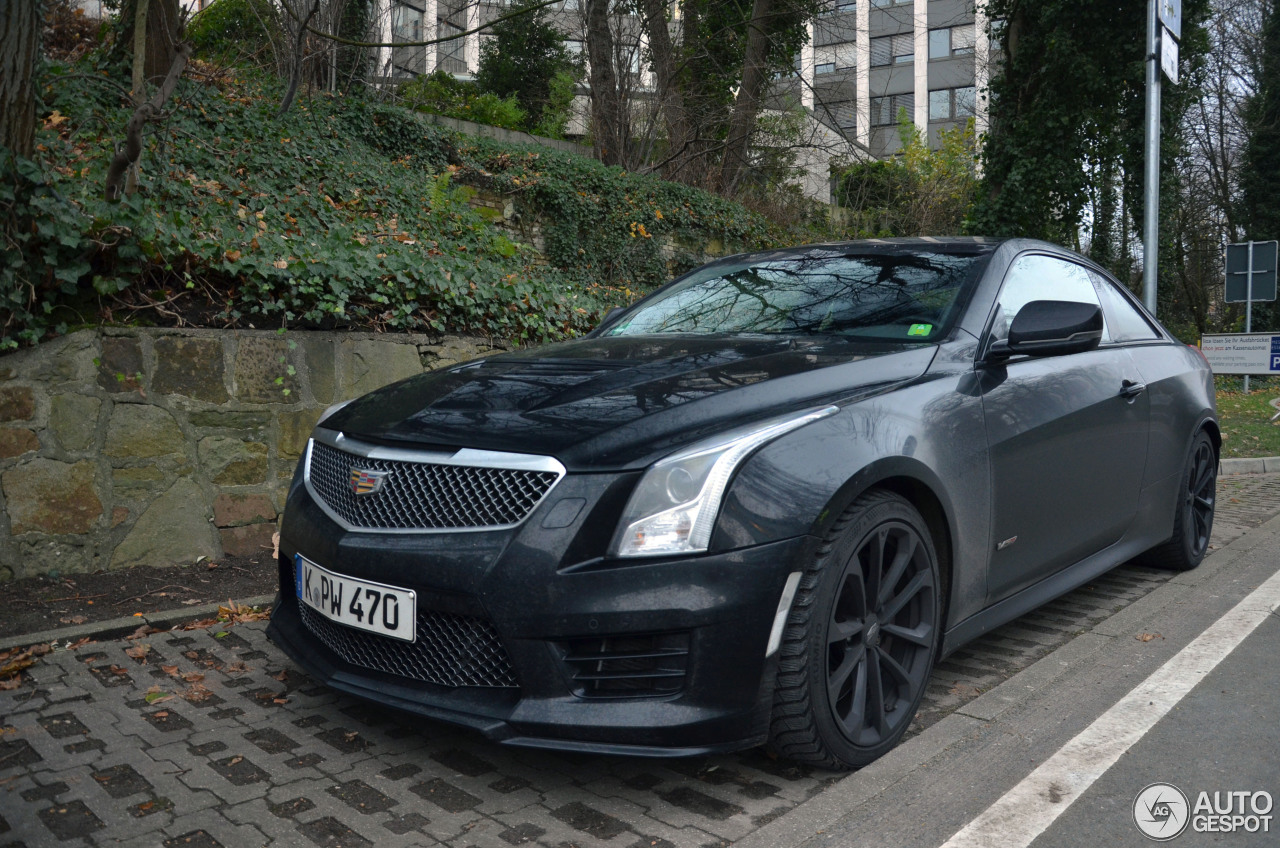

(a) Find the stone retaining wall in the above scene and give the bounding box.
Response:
[0,328,508,581]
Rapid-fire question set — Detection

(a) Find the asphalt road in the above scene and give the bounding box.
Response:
[1,472,1278,847]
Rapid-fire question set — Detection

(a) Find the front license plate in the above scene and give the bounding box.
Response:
[295,555,416,643]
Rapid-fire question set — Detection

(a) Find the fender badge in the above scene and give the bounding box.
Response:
[996,535,1018,551]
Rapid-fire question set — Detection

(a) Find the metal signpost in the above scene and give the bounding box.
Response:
[1144,0,1181,315]
[1223,240,1279,392]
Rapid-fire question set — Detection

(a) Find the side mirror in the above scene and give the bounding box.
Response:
[587,306,628,338]
[987,300,1104,362]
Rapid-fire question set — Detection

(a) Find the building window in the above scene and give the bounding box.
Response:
[928,28,950,59]
[871,93,914,126]
[930,24,976,60]
[826,101,858,129]
[815,62,835,75]
[870,33,912,67]
[928,86,977,121]
[871,0,908,7]
[928,89,950,120]
[821,0,856,14]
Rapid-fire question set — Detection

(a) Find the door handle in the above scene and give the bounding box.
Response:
[1120,379,1146,399]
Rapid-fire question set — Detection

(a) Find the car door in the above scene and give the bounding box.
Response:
[980,253,1151,603]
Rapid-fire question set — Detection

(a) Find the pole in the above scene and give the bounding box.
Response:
[1245,242,1253,394]
[1143,0,1161,315]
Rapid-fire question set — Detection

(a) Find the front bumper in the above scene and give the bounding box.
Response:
[266,474,816,756]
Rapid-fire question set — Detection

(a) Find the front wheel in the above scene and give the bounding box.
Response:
[1140,429,1216,571]
[769,490,941,769]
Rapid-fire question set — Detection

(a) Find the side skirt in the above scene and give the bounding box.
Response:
[939,535,1156,657]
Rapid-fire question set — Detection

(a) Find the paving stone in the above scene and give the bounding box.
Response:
[550,801,630,840]
[209,753,269,786]
[327,778,398,815]
[20,781,69,802]
[270,796,317,819]
[0,739,42,771]
[90,763,153,798]
[296,815,374,848]
[37,713,89,740]
[499,821,547,844]
[379,763,421,782]
[163,829,224,847]
[37,799,103,839]
[410,777,484,813]
[244,727,299,754]
[143,707,195,733]
[431,747,496,777]
[315,726,375,754]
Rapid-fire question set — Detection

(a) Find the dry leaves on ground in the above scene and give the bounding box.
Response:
[0,642,54,689]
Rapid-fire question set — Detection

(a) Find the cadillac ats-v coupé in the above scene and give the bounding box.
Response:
[267,237,1217,769]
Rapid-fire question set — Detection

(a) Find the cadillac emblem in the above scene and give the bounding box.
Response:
[349,468,389,496]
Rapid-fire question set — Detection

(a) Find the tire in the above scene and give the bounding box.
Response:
[1139,429,1217,571]
[769,490,941,769]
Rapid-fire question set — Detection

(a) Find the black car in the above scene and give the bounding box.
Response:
[267,237,1218,769]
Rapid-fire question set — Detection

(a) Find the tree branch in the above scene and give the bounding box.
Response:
[105,42,191,201]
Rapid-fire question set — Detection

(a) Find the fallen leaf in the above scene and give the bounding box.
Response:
[124,644,152,660]
[1136,633,1164,642]
[145,692,172,705]
[182,672,205,683]
[59,615,88,625]
[152,711,169,718]
[182,599,202,606]
[161,665,179,675]
[0,677,21,690]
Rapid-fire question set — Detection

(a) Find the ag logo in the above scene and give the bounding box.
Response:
[1135,783,1190,840]
[349,468,389,496]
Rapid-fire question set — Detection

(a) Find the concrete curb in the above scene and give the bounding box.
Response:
[732,509,1280,848]
[0,593,277,654]
[1220,455,1280,474]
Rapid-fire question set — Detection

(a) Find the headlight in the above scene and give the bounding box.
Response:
[611,406,838,558]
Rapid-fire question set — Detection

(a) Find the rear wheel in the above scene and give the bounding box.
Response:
[1140,429,1216,571]
[769,490,940,769]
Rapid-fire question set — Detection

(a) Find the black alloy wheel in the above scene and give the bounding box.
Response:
[1140,429,1217,571]
[770,490,941,769]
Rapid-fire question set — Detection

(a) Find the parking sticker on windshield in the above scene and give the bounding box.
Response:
[908,323,933,337]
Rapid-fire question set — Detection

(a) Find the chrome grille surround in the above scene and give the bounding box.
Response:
[298,603,519,688]
[303,429,565,533]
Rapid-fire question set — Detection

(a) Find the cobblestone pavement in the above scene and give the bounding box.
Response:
[2,473,1279,848]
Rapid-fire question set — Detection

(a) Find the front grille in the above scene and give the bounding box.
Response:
[307,440,560,530]
[299,603,519,689]
[561,632,690,698]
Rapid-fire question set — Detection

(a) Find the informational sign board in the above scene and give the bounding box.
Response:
[1160,28,1179,84]
[1200,334,1280,375]
[1159,0,1182,40]
[1225,241,1279,303]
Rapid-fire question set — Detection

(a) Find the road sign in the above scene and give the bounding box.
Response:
[1160,27,1179,84]
[1200,334,1280,375]
[1159,0,1182,40]
[1225,241,1278,303]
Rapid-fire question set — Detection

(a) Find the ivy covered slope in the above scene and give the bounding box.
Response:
[3,63,779,350]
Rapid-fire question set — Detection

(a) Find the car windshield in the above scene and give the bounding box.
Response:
[606,250,987,341]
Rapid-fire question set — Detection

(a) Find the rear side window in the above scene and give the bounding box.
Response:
[990,254,1107,343]
[1088,271,1161,342]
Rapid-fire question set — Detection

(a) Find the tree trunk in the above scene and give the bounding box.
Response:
[144,0,180,81]
[636,0,700,184]
[585,0,627,166]
[717,0,777,194]
[0,0,43,159]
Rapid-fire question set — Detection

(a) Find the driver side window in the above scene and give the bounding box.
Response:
[991,255,1109,343]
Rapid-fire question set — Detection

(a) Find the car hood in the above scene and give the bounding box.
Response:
[324,335,937,470]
